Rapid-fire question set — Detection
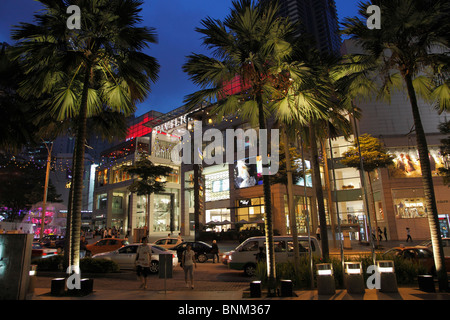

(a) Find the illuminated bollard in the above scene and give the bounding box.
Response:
[280,279,293,297]
[344,262,365,294]
[51,278,66,296]
[316,263,335,295]
[417,275,435,293]
[377,260,398,293]
[250,281,262,298]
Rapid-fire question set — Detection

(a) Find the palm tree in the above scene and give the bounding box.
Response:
[340,0,449,291]
[11,0,159,272]
[284,38,353,260]
[0,44,38,152]
[182,0,305,290]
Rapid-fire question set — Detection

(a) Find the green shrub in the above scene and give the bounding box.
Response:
[34,255,64,271]
[80,258,120,273]
[254,253,427,289]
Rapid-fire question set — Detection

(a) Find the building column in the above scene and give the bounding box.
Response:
[106,190,113,228]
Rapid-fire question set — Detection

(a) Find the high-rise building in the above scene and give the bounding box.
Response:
[265,0,342,54]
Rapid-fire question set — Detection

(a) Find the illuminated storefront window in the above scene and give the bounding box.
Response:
[96,193,107,210]
[284,195,312,234]
[156,167,179,184]
[97,169,108,186]
[388,146,445,178]
[205,170,230,201]
[152,192,179,233]
[392,188,427,219]
[236,197,265,222]
[111,161,132,184]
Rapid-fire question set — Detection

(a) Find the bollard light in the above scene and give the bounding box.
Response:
[316,263,335,295]
[317,263,334,276]
[345,262,362,275]
[280,279,293,297]
[250,281,261,298]
[377,260,395,273]
[344,262,365,294]
[377,260,398,293]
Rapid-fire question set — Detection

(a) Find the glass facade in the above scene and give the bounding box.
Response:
[284,195,313,234]
[236,197,265,223]
[392,188,427,219]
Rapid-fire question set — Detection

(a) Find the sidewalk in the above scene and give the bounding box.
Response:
[30,286,450,301]
[31,238,446,301]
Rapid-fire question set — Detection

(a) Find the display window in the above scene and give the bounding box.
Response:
[392,188,427,219]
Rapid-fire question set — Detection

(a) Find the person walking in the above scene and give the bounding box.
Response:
[406,227,412,242]
[211,240,219,263]
[182,244,197,289]
[377,227,383,242]
[135,237,152,290]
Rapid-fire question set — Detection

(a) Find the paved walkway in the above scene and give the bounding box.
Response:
[30,238,449,301]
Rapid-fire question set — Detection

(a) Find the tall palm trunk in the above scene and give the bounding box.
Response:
[282,127,300,268]
[309,124,329,260]
[70,62,92,271]
[404,73,448,292]
[367,171,380,248]
[256,90,276,292]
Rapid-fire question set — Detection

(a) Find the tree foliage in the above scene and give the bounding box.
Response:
[438,121,450,186]
[125,157,173,196]
[341,133,394,172]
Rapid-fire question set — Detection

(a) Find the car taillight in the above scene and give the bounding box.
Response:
[42,252,47,256]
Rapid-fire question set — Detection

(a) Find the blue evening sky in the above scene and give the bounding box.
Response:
[0,0,360,116]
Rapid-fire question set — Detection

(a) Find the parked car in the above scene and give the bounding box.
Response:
[86,238,129,256]
[92,244,178,273]
[383,246,450,274]
[31,242,58,261]
[228,236,322,276]
[170,241,213,264]
[152,237,183,249]
[221,251,231,265]
[41,235,66,252]
[418,238,450,257]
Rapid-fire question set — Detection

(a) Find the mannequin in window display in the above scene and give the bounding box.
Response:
[404,154,416,173]
[397,154,407,172]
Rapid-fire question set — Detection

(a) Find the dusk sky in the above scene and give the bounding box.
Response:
[0,0,360,117]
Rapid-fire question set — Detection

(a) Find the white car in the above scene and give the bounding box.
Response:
[93,244,178,273]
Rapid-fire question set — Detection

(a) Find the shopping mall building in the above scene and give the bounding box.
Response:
[92,41,450,242]
[91,95,450,243]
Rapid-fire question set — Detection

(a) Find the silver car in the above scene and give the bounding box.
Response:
[93,244,178,273]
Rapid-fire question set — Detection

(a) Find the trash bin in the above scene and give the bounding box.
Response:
[280,279,293,297]
[377,260,398,293]
[316,263,335,295]
[250,281,262,298]
[344,262,365,294]
[417,275,435,293]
